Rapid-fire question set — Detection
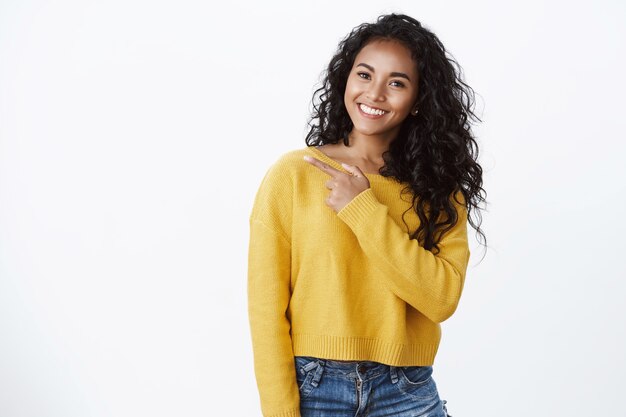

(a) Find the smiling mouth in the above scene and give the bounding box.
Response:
[358,103,388,117]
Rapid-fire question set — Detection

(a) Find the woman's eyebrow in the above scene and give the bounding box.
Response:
[356,62,412,82]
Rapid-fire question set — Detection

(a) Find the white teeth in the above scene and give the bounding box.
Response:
[359,103,386,116]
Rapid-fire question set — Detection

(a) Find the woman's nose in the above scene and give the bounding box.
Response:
[366,82,386,102]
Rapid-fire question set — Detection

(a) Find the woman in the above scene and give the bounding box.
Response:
[248,13,486,417]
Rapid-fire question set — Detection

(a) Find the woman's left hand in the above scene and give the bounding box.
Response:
[303,155,370,213]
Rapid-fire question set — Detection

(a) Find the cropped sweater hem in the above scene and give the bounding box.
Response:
[292,333,439,366]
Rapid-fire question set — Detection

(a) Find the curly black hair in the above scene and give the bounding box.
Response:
[304,13,487,256]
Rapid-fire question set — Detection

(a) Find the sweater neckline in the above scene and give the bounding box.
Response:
[308,146,388,180]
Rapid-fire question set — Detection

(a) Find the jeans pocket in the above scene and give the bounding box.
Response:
[294,356,322,399]
[396,365,438,400]
[400,365,433,386]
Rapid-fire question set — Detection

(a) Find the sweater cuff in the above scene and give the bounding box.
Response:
[266,408,301,417]
[337,188,381,230]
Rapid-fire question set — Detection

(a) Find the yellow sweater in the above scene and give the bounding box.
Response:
[247,146,471,417]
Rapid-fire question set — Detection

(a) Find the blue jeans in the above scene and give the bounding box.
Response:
[295,356,451,417]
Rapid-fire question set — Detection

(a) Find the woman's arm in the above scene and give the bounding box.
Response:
[247,157,300,417]
[248,218,301,417]
[336,188,471,324]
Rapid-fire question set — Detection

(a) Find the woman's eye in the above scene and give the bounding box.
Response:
[390,80,405,88]
[357,72,370,80]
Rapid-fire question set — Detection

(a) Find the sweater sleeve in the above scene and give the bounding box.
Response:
[247,159,301,417]
[336,188,471,324]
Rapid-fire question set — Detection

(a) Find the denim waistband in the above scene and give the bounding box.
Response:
[296,355,392,379]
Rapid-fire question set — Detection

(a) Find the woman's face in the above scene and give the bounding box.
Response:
[343,39,419,141]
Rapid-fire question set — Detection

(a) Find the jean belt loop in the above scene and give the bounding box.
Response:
[389,365,399,384]
[310,360,324,387]
[301,359,318,374]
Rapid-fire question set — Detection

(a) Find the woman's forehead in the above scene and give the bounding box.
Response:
[353,40,418,76]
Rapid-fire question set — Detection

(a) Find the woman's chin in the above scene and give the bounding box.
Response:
[350,124,396,139]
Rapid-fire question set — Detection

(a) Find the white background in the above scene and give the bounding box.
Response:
[1,1,624,416]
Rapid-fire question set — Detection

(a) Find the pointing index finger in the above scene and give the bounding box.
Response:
[303,155,343,177]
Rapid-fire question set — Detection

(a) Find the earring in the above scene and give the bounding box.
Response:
[411,107,419,116]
